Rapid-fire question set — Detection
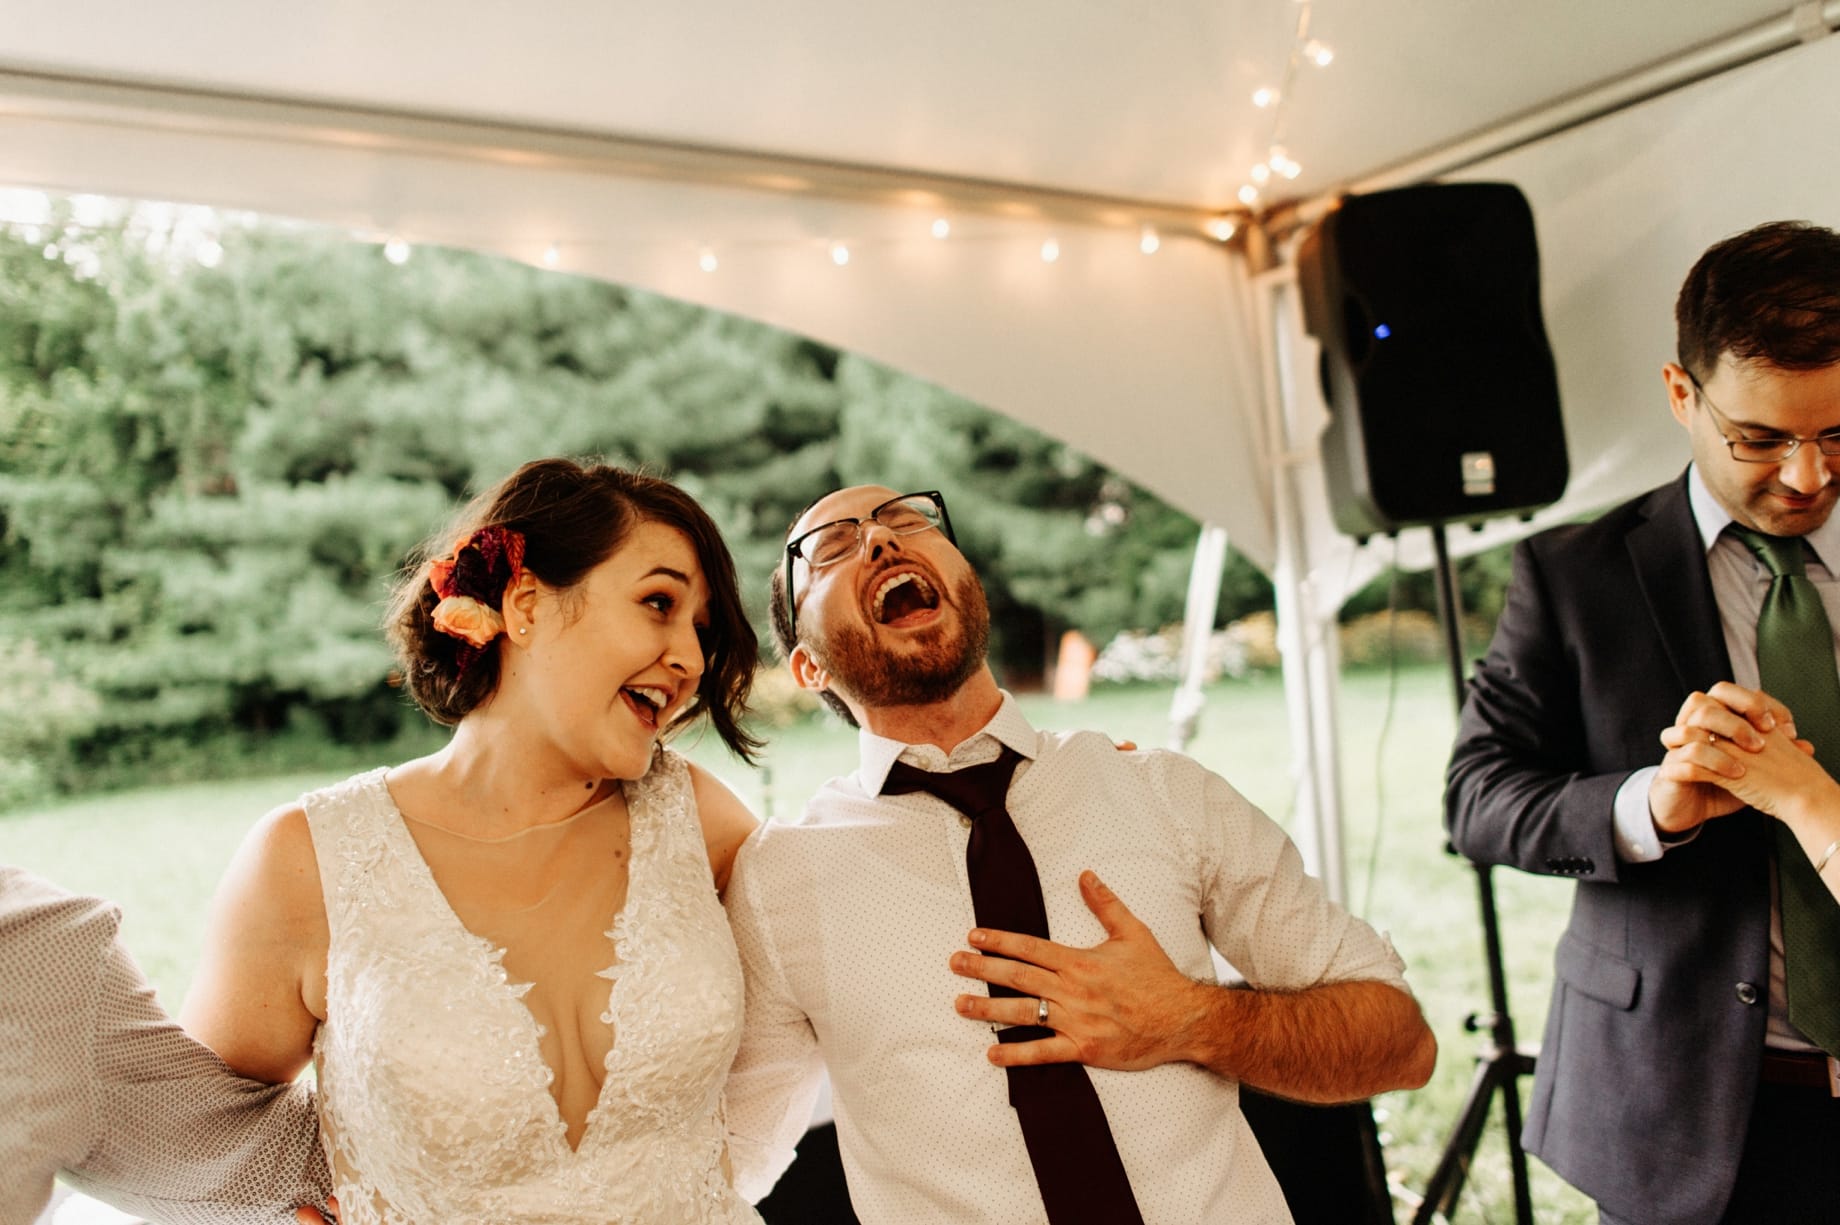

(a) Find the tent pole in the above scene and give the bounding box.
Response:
[1166,524,1230,752]
[1255,262,1348,904]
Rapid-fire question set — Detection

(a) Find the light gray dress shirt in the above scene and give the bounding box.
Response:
[0,866,331,1225]
[723,694,1409,1224]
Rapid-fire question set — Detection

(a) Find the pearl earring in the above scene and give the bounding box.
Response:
[518,627,529,636]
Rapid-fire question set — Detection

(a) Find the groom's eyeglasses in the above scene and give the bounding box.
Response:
[784,491,955,636]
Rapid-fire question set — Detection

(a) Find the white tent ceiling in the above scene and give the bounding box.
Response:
[7,0,1838,584]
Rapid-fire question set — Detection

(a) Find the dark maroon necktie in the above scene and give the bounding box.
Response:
[883,748,1145,1225]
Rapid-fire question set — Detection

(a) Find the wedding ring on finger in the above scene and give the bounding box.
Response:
[1036,997,1050,1026]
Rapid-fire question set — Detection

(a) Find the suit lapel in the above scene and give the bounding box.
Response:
[1627,473,1733,693]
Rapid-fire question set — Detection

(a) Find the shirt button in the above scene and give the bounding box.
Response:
[1735,982,1760,1006]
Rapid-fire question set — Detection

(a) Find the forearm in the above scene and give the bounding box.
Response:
[1181,978,1436,1104]
[1773,785,1840,886]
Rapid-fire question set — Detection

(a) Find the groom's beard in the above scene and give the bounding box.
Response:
[808,571,990,709]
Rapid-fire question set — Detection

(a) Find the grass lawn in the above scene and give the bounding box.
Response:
[0,666,1592,1223]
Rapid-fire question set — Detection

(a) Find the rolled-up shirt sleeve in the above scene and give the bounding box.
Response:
[1189,766,1409,992]
[2,869,331,1225]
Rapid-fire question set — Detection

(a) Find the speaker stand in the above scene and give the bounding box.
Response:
[1411,522,1537,1225]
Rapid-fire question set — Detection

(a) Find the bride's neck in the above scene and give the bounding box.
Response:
[404,716,614,837]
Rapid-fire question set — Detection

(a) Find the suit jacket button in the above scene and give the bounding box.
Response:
[1736,982,1760,1006]
[1578,859,1594,875]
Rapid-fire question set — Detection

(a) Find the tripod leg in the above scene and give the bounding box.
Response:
[1499,1063,1534,1225]
[1411,1054,1500,1224]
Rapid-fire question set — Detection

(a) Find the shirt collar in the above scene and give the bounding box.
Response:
[1685,463,1840,572]
[856,691,1039,796]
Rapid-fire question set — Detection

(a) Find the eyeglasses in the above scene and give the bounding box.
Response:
[1690,373,1840,464]
[783,491,955,635]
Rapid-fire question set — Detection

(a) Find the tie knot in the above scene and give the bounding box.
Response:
[882,746,1023,822]
[1731,526,1810,579]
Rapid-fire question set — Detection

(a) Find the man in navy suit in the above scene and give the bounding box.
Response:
[1446,220,1840,1225]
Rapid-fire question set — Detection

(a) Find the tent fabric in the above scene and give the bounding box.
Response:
[4,2,1836,573]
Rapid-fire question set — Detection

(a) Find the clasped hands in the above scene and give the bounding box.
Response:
[947,869,1207,1071]
[1651,681,1835,834]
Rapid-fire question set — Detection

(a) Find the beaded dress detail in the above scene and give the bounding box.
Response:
[303,749,756,1223]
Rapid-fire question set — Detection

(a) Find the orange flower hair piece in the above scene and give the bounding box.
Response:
[426,525,526,669]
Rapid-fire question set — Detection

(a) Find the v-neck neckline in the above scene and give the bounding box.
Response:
[368,767,643,1157]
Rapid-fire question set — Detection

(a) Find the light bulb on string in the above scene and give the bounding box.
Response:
[1237,184,1260,206]
[1040,238,1061,263]
[1139,226,1160,255]
[931,217,951,239]
[1305,39,1334,66]
[830,243,851,266]
[542,243,561,268]
[196,238,224,269]
[383,237,412,265]
[1252,87,1279,108]
[1207,218,1238,243]
[698,249,719,273]
[1251,163,1271,186]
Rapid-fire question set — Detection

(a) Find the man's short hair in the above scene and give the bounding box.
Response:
[1675,220,1840,379]
[770,501,859,726]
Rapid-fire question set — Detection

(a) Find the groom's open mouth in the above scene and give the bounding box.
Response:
[870,569,941,629]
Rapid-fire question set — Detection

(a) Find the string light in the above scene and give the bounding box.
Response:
[1237,1,1333,210]
[5,187,1245,281]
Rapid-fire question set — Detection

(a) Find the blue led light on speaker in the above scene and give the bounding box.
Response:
[1373,323,1392,339]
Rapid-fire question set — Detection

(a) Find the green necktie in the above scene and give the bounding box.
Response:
[1732,526,1840,1058]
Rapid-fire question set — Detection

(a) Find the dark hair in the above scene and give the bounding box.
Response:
[1675,220,1840,380]
[768,498,857,726]
[388,458,761,760]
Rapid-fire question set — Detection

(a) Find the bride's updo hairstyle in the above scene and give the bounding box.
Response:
[387,458,761,760]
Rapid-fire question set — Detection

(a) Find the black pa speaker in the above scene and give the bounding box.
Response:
[1297,181,1568,538]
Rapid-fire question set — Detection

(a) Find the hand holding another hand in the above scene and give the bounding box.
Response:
[1650,683,1800,835]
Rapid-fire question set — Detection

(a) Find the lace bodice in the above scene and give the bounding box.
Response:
[303,750,757,1223]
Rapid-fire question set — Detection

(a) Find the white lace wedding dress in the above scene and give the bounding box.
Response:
[302,749,759,1223]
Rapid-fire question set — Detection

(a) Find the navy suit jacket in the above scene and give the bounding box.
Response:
[1446,473,1774,1225]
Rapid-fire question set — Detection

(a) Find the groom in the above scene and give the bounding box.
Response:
[724,485,1436,1222]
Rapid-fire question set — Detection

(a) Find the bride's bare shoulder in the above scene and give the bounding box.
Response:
[684,763,760,895]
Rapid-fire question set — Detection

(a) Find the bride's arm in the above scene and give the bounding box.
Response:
[181,803,328,1083]
[688,764,761,898]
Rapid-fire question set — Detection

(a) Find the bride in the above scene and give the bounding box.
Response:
[182,458,781,1222]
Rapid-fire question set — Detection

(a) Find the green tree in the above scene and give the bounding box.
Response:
[0,210,1275,801]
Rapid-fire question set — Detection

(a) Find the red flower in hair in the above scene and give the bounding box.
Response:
[427,525,526,670]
